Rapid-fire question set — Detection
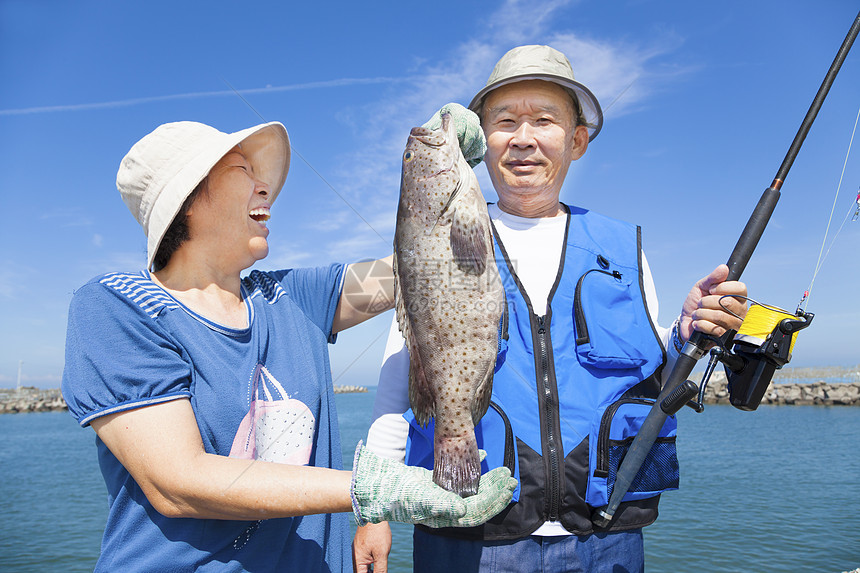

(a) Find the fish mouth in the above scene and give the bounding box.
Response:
[409,113,455,147]
[409,127,447,148]
[413,158,456,181]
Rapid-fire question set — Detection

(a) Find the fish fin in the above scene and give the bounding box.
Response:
[428,164,464,236]
[392,243,409,343]
[471,363,494,426]
[407,336,436,427]
[394,241,436,426]
[449,172,489,275]
[433,433,481,497]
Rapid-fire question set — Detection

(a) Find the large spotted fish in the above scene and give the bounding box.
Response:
[394,113,505,497]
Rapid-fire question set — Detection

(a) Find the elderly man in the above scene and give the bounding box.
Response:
[353,45,747,573]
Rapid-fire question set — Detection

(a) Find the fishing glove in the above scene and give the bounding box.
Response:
[423,103,486,167]
[351,441,517,528]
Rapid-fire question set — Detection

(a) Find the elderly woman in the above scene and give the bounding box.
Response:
[61,121,516,572]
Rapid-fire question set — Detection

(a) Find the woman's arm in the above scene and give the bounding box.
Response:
[91,398,353,520]
[332,255,394,333]
[92,396,517,527]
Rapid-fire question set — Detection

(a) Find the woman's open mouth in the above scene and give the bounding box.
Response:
[249,206,271,224]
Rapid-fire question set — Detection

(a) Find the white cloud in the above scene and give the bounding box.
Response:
[0,77,407,116]
[38,207,93,227]
[321,0,691,244]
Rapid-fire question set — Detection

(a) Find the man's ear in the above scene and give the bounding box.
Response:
[570,124,589,161]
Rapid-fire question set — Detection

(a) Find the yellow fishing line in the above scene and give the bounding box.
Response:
[736,303,799,354]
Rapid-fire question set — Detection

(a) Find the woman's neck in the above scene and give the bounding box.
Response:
[152,256,248,329]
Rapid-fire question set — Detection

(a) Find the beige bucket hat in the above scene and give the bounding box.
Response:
[116,121,290,270]
[469,45,603,141]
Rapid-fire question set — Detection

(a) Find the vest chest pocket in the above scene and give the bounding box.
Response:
[573,268,650,369]
[586,398,679,508]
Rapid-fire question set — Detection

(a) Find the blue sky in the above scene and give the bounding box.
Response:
[2,1,858,388]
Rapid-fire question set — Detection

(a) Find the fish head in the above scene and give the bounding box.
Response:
[399,113,465,225]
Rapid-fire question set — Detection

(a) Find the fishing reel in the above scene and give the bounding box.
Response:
[679,300,814,413]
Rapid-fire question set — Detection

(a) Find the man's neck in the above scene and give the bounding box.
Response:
[497,197,565,218]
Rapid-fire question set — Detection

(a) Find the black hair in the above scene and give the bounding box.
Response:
[151,178,207,272]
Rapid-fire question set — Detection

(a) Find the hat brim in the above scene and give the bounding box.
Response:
[146,122,290,270]
[468,74,603,142]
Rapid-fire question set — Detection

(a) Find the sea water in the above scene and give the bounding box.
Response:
[1,388,858,572]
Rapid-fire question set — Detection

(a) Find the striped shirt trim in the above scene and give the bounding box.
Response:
[100,271,255,337]
[78,392,191,427]
[100,272,180,318]
[245,270,288,305]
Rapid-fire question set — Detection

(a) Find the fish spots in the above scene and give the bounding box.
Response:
[397,119,504,497]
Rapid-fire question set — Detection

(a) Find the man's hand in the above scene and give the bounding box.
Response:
[352,522,392,573]
[679,264,748,342]
[423,103,486,167]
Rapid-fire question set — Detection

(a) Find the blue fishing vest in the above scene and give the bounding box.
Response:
[405,204,679,539]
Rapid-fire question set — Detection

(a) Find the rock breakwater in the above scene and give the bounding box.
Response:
[332,385,368,394]
[0,384,370,414]
[695,372,860,406]
[0,388,67,414]
[3,375,857,413]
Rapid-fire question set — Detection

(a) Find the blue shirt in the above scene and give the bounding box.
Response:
[62,265,350,572]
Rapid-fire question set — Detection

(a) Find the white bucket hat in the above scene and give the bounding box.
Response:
[116,121,290,270]
[469,45,603,141]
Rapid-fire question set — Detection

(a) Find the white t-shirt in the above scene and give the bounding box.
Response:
[488,203,567,316]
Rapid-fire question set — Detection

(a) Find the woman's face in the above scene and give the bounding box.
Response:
[187,146,273,270]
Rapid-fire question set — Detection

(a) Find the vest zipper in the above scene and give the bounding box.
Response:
[574,268,622,346]
[537,314,561,521]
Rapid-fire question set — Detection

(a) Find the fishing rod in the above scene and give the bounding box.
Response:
[593,9,860,529]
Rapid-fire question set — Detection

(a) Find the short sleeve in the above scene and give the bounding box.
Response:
[61,280,192,427]
[267,264,345,343]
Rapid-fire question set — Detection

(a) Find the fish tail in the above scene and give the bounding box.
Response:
[433,435,481,498]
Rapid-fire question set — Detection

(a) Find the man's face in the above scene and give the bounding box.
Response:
[482,80,589,215]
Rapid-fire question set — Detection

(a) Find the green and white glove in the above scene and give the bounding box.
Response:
[351,442,517,528]
[422,102,487,167]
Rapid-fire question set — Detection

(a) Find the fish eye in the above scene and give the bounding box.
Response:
[403,151,414,162]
